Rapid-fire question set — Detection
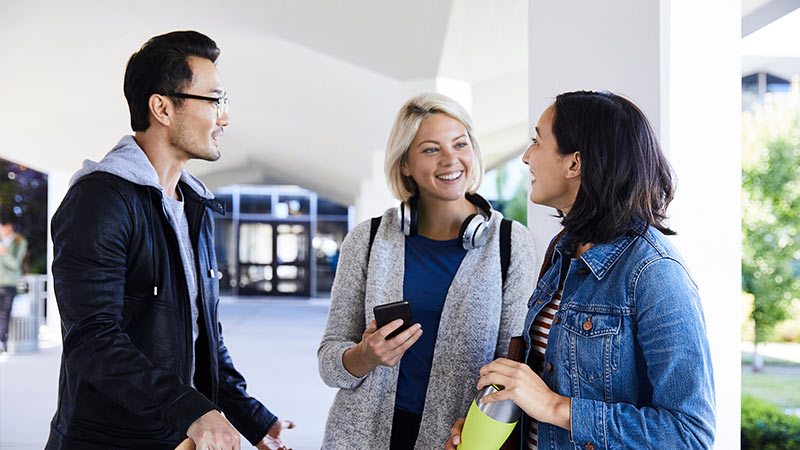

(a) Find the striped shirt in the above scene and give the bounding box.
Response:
[526,287,563,450]
[528,247,575,450]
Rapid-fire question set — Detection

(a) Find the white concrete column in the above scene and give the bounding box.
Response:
[354,149,396,224]
[664,6,741,448]
[528,1,741,448]
[528,0,664,271]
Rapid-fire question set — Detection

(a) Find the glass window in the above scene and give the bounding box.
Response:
[315,221,349,293]
[277,281,302,293]
[240,194,271,214]
[276,224,308,263]
[239,223,273,264]
[317,198,348,215]
[277,195,310,215]
[214,219,234,293]
[276,265,299,279]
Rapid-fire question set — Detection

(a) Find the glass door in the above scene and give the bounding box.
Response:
[274,223,310,296]
[237,221,310,296]
[237,222,274,295]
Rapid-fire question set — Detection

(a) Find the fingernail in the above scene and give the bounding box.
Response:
[454,436,460,445]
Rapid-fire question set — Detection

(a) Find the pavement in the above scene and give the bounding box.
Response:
[0,297,337,450]
[741,341,800,364]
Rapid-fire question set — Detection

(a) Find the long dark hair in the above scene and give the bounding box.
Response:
[552,91,675,243]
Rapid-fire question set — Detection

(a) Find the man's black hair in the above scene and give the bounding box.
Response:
[552,91,676,244]
[123,31,220,132]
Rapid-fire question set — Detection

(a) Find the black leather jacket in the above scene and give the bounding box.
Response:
[46,171,276,450]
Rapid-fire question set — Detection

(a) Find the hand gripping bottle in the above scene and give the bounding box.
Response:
[457,384,522,450]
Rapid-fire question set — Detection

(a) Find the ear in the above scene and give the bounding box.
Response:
[148,94,173,127]
[565,151,581,179]
[400,154,412,177]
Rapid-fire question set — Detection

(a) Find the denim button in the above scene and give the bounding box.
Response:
[582,317,593,331]
[545,362,552,372]
[584,442,595,450]
[577,269,589,277]
[553,316,560,325]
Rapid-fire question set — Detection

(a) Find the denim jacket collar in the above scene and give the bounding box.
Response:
[552,220,649,281]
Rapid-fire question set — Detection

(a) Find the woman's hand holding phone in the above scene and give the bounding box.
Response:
[342,319,422,377]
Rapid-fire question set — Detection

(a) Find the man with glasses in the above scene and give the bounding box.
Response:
[46,31,294,450]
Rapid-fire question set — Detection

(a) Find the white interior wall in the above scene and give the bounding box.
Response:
[528,1,741,448]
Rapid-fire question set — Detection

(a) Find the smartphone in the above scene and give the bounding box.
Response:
[373,300,414,340]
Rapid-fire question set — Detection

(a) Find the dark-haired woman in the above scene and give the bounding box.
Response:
[446,91,715,450]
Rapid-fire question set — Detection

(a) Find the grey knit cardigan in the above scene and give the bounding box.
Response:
[317,207,537,450]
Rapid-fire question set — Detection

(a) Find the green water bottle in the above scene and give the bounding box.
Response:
[457,384,522,450]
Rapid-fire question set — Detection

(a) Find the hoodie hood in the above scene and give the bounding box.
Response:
[70,135,214,200]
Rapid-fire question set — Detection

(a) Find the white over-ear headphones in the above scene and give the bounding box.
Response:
[399,192,493,250]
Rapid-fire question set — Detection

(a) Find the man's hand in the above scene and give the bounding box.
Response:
[256,419,296,450]
[186,410,240,450]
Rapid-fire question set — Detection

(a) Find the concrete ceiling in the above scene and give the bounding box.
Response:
[742,0,800,35]
[0,0,529,206]
[742,1,800,79]
[225,0,453,81]
[3,1,800,206]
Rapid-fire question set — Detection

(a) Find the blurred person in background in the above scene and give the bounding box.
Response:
[0,208,27,353]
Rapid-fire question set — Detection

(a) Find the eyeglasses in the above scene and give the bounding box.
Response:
[164,92,229,118]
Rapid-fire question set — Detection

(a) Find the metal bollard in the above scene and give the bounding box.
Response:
[7,275,47,353]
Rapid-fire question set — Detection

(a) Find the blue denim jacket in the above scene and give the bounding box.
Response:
[522,223,715,449]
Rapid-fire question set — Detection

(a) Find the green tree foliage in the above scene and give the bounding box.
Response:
[501,177,529,226]
[492,163,529,226]
[0,160,47,274]
[741,395,800,450]
[742,83,800,350]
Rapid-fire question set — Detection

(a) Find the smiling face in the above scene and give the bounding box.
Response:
[522,104,581,213]
[401,113,474,203]
[168,56,229,162]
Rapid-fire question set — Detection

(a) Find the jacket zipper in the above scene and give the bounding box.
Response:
[188,194,219,399]
[154,188,195,384]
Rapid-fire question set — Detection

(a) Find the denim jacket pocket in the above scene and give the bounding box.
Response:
[562,309,621,381]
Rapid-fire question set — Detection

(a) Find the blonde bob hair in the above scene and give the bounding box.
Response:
[384,93,484,202]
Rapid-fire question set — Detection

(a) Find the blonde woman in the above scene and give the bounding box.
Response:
[318,93,536,450]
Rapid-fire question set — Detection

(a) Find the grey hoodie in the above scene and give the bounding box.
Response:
[70,135,214,200]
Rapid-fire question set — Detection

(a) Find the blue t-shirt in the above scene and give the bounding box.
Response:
[395,234,467,415]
